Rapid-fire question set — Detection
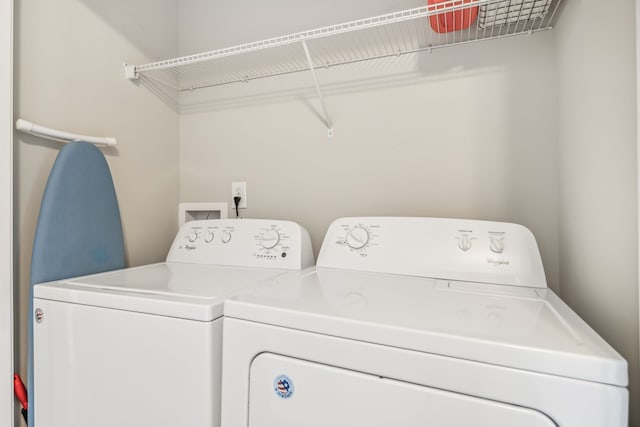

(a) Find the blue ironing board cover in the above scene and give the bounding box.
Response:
[28,141,125,426]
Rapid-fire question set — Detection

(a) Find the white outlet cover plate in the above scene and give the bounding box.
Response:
[232,182,247,209]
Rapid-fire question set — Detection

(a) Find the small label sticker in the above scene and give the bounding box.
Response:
[274,374,294,399]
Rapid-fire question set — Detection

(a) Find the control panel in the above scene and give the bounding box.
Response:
[167,219,314,270]
[318,217,547,288]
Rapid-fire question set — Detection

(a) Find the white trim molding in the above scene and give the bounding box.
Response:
[637,0,640,393]
[0,0,14,426]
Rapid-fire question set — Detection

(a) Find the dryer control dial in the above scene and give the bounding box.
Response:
[204,232,214,243]
[458,236,472,252]
[221,230,232,244]
[188,232,198,243]
[346,226,370,250]
[260,230,280,249]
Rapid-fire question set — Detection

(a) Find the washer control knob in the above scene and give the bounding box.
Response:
[188,232,198,243]
[204,232,214,243]
[346,227,370,250]
[490,237,505,253]
[458,236,472,252]
[260,230,280,249]
[221,231,232,244]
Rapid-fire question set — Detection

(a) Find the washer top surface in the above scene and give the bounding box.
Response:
[225,267,627,387]
[33,219,315,321]
[34,262,294,321]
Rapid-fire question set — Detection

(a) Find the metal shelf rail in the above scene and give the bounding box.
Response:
[125,0,562,135]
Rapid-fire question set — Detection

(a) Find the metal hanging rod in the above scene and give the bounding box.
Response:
[15,119,117,147]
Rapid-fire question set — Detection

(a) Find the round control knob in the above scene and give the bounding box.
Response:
[221,231,232,244]
[204,232,214,243]
[346,227,370,250]
[458,236,472,252]
[490,237,505,254]
[188,232,198,243]
[260,230,280,249]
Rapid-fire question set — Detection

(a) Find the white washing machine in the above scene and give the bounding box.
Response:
[33,219,314,427]
[221,217,628,427]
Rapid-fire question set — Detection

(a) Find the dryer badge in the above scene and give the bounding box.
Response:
[273,374,294,399]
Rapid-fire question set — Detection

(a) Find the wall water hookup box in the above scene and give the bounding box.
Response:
[178,202,228,227]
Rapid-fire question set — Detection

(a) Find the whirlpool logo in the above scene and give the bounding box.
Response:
[487,257,510,267]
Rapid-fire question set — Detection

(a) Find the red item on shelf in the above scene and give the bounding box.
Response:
[428,0,479,33]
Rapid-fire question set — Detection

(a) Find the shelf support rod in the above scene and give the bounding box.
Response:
[301,40,333,137]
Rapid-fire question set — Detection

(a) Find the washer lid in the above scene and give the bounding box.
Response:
[224,267,628,387]
[34,262,290,321]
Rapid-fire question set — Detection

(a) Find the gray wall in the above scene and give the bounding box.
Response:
[13,0,180,416]
[555,1,639,426]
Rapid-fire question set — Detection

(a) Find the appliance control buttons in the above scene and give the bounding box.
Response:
[458,236,472,252]
[204,232,214,243]
[346,226,370,250]
[490,237,505,253]
[188,232,198,242]
[221,231,232,244]
[260,230,280,249]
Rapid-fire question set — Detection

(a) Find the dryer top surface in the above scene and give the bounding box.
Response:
[225,267,627,386]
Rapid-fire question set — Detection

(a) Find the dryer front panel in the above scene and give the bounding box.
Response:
[248,353,556,426]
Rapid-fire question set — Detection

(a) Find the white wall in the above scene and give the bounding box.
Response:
[13,0,180,414]
[1,1,13,426]
[555,1,639,426]
[178,0,560,291]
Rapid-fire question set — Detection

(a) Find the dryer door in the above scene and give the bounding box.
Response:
[249,353,556,426]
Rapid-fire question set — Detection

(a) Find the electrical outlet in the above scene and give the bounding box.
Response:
[231,182,247,209]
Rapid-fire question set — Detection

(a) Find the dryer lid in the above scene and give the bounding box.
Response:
[224,267,628,387]
[34,262,290,321]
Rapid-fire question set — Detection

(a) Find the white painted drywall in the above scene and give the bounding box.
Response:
[555,1,639,426]
[178,0,560,291]
[1,1,13,426]
[13,0,179,412]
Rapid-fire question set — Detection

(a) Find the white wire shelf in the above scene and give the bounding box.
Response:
[125,0,562,92]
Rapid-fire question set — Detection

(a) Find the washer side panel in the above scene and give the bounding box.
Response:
[34,299,221,427]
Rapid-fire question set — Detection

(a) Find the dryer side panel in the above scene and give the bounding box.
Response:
[248,353,556,427]
[34,298,222,427]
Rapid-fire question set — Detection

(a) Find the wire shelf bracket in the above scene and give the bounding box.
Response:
[301,40,333,137]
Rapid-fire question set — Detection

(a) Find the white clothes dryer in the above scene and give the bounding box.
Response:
[33,219,313,427]
[221,217,628,427]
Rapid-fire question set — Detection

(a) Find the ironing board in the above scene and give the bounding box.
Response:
[27,141,125,426]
